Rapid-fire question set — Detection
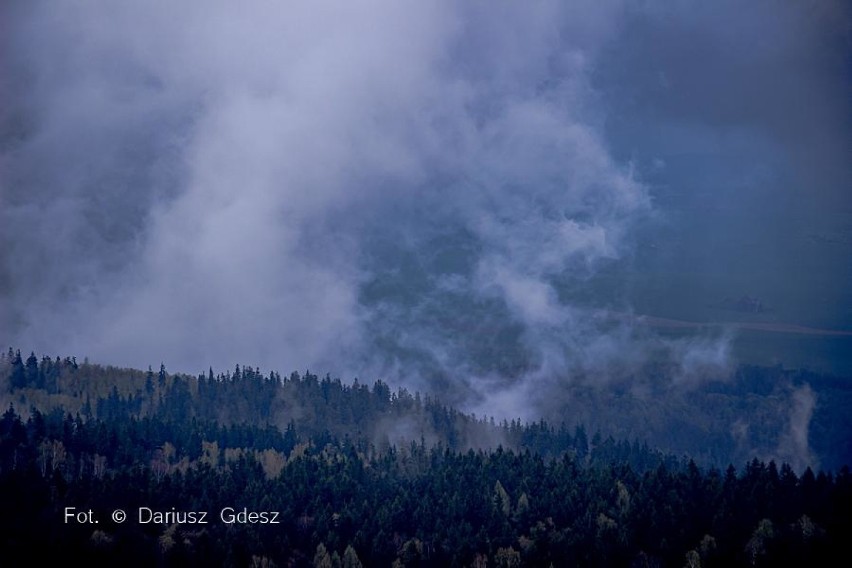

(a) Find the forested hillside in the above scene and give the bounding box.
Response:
[2,350,850,470]
[1,350,851,566]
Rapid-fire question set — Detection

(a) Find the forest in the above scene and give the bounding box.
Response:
[1,349,850,566]
[4,0,851,566]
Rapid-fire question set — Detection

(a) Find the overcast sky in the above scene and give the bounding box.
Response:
[2,1,850,411]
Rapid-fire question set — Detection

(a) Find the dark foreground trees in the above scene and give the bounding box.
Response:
[1,404,850,567]
[1,352,850,565]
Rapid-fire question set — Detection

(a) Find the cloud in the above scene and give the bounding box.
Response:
[776,384,818,472]
[2,0,848,420]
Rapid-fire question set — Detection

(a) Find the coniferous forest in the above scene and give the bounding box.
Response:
[4,3,852,566]
[1,350,850,566]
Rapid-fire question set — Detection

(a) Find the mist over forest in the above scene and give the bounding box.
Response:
[2,2,852,565]
[2,0,852,466]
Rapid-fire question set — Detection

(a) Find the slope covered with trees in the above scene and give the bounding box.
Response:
[2,349,849,470]
[1,350,850,566]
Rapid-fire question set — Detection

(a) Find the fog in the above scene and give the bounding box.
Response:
[2,0,850,416]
